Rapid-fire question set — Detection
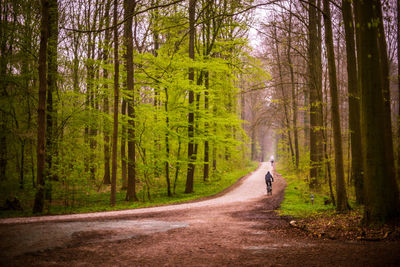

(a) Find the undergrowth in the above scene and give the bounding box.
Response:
[277,164,336,218]
[0,161,258,218]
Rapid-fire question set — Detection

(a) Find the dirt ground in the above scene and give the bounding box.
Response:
[1,164,399,266]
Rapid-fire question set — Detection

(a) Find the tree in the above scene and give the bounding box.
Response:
[33,0,50,213]
[102,0,112,185]
[355,0,400,224]
[185,0,197,194]
[323,0,349,212]
[45,0,59,182]
[307,0,324,189]
[125,0,138,201]
[286,2,299,169]
[342,0,363,204]
[110,0,119,206]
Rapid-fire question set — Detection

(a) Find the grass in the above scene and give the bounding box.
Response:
[0,161,258,218]
[277,165,336,218]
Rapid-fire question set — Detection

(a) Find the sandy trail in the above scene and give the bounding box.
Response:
[1,163,399,266]
[0,163,271,225]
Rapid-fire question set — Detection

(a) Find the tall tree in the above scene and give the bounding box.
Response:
[355,0,400,223]
[323,0,349,212]
[398,0,400,175]
[110,0,119,206]
[287,2,299,169]
[185,0,196,194]
[125,0,138,201]
[102,0,111,185]
[342,0,363,204]
[45,0,58,181]
[308,0,324,189]
[33,0,50,213]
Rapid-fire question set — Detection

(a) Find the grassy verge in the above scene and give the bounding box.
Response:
[276,165,335,218]
[0,161,258,218]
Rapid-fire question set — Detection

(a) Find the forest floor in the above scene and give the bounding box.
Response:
[0,163,399,266]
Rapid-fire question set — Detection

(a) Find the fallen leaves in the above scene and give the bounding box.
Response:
[288,209,400,241]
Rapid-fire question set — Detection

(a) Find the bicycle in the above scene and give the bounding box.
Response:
[266,183,272,195]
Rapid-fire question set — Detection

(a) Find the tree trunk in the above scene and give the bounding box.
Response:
[203,71,209,181]
[121,99,127,188]
[342,0,363,204]
[45,0,58,181]
[102,0,111,185]
[164,88,172,196]
[125,0,138,201]
[287,5,299,169]
[323,0,349,212]
[0,4,7,182]
[355,0,400,224]
[33,0,50,213]
[398,0,400,175]
[308,0,324,189]
[110,0,119,206]
[376,1,397,190]
[185,0,196,194]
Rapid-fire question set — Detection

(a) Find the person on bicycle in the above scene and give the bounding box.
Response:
[270,155,275,167]
[265,170,274,194]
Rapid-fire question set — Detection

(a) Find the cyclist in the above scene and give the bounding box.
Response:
[270,155,274,167]
[265,170,274,195]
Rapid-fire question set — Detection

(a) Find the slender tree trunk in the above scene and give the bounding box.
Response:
[33,0,50,213]
[203,72,209,181]
[102,0,111,185]
[355,0,400,224]
[323,0,349,212]
[110,0,119,206]
[0,5,7,181]
[125,0,138,201]
[287,5,299,169]
[308,0,323,189]
[164,88,172,196]
[185,0,196,194]
[45,0,58,181]
[120,99,127,188]
[342,0,363,204]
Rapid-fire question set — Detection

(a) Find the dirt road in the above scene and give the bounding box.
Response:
[1,163,399,266]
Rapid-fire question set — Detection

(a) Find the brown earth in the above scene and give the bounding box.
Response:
[0,163,399,266]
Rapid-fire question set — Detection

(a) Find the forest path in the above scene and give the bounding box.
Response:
[1,163,400,266]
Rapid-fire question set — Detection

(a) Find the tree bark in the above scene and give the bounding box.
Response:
[102,0,111,185]
[33,0,50,213]
[323,0,349,212]
[398,0,400,175]
[308,0,324,189]
[342,0,363,204]
[45,0,58,181]
[287,4,299,169]
[185,0,196,194]
[121,99,127,188]
[125,0,138,201]
[355,0,400,224]
[110,0,119,206]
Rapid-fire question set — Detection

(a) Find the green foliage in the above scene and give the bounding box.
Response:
[277,165,335,218]
[0,161,257,217]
